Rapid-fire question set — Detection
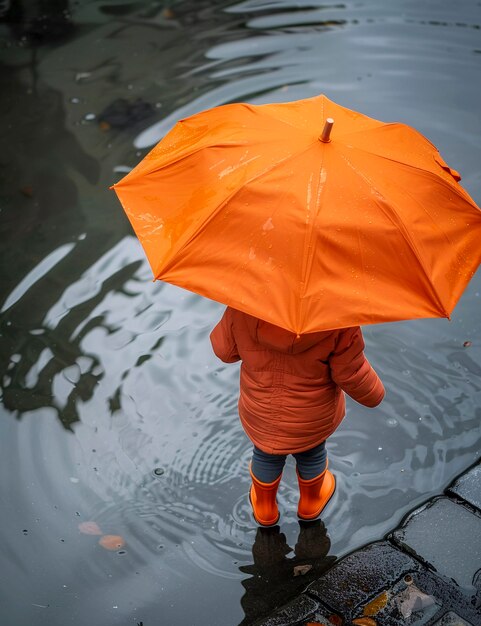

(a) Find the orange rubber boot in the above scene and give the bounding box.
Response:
[249,466,282,527]
[297,464,336,520]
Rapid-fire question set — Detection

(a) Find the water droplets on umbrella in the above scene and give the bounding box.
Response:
[262,217,274,231]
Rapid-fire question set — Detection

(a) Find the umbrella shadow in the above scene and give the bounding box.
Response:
[238,520,336,625]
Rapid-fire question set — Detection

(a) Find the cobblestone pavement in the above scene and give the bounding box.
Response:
[257,461,481,626]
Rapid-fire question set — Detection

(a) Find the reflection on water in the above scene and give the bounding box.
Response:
[1,1,481,625]
[239,522,336,625]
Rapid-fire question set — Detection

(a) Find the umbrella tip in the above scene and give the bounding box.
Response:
[319,118,334,143]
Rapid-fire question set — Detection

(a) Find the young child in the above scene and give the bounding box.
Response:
[210,306,385,526]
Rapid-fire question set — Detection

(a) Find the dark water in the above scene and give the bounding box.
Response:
[1,1,480,625]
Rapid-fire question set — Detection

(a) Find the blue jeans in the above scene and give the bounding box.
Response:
[251,441,327,482]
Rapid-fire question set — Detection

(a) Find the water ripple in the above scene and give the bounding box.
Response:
[1,1,481,624]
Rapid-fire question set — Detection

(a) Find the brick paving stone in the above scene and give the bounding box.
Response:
[391,496,481,592]
[255,594,320,626]
[432,611,474,626]
[400,567,481,623]
[306,541,419,613]
[448,462,481,512]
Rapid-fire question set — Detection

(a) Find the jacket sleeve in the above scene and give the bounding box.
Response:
[209,307,241,363]
[329,327,385,407]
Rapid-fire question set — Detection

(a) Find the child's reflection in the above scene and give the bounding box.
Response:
[238,520,336,625]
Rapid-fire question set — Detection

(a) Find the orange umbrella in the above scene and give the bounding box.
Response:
[112,94,481,334]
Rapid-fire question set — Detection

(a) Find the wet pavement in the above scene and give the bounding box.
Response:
[258,460,481,626]
[1,1,481,625]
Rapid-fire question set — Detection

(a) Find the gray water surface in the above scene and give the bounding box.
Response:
[1,1,480,625]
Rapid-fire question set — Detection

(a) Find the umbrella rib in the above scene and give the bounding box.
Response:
[114,141,253,188]
[254,100,321,134]
[342,137,471,203]
[339,151,451,317]
[347,140,479,215]
[297,143,326,324]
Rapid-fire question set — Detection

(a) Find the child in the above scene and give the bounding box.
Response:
[210,306,385,526]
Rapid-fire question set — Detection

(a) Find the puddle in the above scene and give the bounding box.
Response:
[1,1,480,624]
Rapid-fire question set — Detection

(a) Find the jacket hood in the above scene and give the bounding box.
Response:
[255,318,336,355]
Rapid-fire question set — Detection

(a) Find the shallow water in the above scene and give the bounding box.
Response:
[1,1,481,625]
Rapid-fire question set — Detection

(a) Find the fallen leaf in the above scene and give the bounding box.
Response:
[162,7,175,19]
[352,618,377,626]
[328,615,342,626]
[99,121,111,131]
[293,564,312,576]
[363,591,388,616]
[99,534,125,550]
[78,521,102,535]
[395,585,436,619]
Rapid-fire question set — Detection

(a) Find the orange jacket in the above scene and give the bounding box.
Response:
[210,307,384,454]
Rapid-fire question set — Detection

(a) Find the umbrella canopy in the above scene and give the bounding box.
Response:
[112,94,481,334]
